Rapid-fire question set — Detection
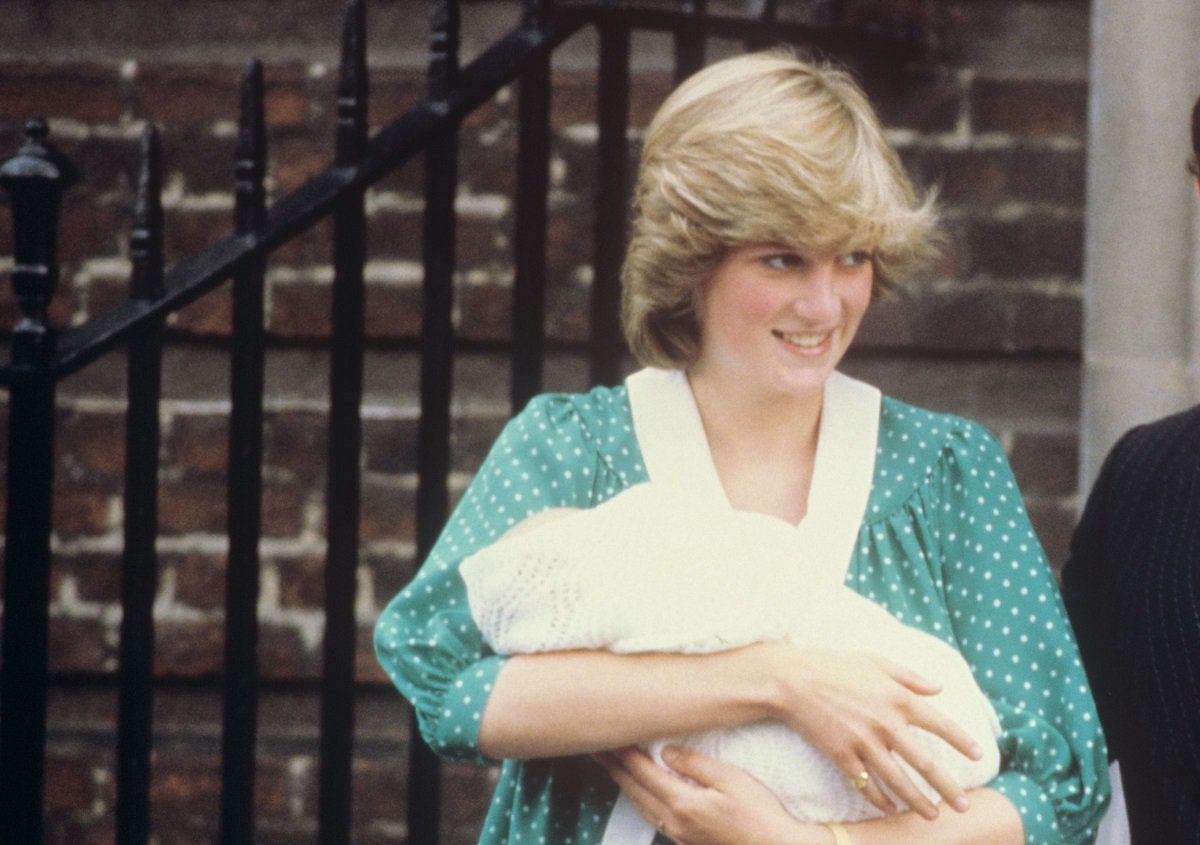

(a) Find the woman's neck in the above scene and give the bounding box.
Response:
[686,370,823,524]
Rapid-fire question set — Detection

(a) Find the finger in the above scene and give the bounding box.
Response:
[887,731,971,813]
[840,753,897,816]
[658,745,725,788]
[870,655,942,696]
[603,751,673,829]
[861,747,940,821]
[907,701,984,763]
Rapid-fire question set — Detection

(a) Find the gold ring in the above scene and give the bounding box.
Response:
[850,770,870,790]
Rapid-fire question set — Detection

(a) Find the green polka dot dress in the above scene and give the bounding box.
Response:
[374,382,1110,845]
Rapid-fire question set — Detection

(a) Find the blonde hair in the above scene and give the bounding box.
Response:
[621,50,939,369]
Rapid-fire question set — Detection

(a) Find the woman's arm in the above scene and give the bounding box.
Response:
[600,745,1023,845]
[480,640,982,820]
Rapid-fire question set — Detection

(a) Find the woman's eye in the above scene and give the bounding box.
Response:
[838,250,873,268]
[763,253,802,270]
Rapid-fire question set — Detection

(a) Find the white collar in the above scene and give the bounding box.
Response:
[625,367,881,587]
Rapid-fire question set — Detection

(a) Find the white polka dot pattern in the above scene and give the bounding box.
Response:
[373,388,1110,845]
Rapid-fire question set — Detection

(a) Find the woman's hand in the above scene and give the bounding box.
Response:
[596,745,823,845]
[761,644,982,820]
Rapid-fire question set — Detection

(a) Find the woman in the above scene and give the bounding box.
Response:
[375,50,1109,845]
[1060,93,1200,844]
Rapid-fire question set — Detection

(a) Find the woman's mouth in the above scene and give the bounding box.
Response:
[772,329,832,350]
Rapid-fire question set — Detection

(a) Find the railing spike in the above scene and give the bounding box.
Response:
[429,0,461,100]
[337,0,368,165]
[131,124,164,301]
[236,59,267,235]
[0,119,79,364]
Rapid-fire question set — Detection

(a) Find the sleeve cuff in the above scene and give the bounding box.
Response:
[988,770,1061,845]
[423,654,507,765]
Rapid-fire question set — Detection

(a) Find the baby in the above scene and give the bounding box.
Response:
[460,482,1001,825]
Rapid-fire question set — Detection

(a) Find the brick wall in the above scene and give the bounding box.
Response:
[1,1,1090,842]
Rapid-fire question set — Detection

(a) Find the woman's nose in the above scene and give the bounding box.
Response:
[793,259,839,320]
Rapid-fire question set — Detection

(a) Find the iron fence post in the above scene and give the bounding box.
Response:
[0,118,77,843]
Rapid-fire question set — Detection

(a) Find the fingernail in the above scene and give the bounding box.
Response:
[954,795,970,813]
[924,805,940,821]
[969,742,982,759]
[660,746,679,764]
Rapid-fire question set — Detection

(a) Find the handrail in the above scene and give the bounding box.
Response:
[4,1,918,386]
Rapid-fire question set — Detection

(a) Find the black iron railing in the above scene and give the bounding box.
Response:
[0,1,921,842]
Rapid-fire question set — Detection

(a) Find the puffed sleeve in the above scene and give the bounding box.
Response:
[935,421,1109,845]
[373,394,607,764]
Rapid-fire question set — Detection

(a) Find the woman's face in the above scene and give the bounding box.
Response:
[690,244,874,404]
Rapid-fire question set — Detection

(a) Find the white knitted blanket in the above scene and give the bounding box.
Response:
[461,483,1001,824]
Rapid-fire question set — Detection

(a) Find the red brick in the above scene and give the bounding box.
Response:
[60,410,127,477]
[1025,498,1075,575]
[277,554,325,610]
[154,619,224,676]
[267,279,331,338]
[173,553,226,611]
[356,624,389,684]
[162,208,235,266]
[867,68,962,135]
[1009,432,1078,497]
[169,278,233,337]
[264,412,328,481]
[49,616,113,673]
[134,64,245,128]
[973,77,1088,139]
[460,130,517,197]
[366,207,424,263]
[0,62,124,123]
[150,749,222,815]
[369,68,428,130]
[359,483,414,545]
[350,756,409,818]
[166,132,239,195]
[54,482,115,535]
[365,282,423,340]
[262,483,308,538]
[57,551,123,605]
[458,281,510,342]
[45,752,99,812]
[159,479,226,535]
[251,754,297,818]
[168,413,229,476]
[441,760,496,827]
[271,138,329,197]
[258,624,319,679]
[56,201,122,261]
[967,213,1084,279]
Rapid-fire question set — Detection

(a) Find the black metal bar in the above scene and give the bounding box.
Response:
[27,3,910,385]
[41,17,582,384]
[673,0,707,83]
[589,22,631,387]
[408,1,463,841]
[0,118,77,843]
[317,1,368,842]
[115,123,165,845]
[218,59,269,845]
[510,48,552,411]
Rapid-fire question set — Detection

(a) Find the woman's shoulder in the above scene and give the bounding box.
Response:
[869,396,1008,516]
[507,383,634,444]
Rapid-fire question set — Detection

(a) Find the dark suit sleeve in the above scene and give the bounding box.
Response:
[1061,436,1125,762]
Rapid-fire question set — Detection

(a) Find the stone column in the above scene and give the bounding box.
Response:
[1080,0,1200,492]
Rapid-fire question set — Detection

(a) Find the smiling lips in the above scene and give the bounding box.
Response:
[772,329,833,350]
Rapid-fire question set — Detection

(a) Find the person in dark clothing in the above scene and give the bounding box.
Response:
[1061,93,1200,845]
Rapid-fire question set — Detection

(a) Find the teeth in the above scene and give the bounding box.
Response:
[775,330,828,348]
